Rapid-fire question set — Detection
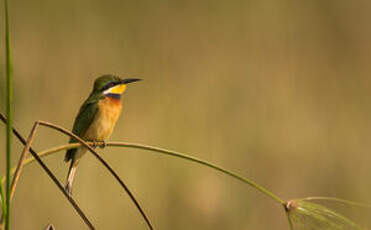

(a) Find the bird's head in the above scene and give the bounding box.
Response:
[92,74,141,99]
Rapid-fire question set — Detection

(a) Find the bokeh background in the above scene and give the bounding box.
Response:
[1,0,371,229]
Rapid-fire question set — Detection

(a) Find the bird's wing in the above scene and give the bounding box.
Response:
[64,94,101,162]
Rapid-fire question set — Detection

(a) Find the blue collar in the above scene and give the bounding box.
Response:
[106,93,121,99]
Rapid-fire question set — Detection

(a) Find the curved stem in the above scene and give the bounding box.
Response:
[109,142,285,205]
[35,121,154,230]
[0,115,95,229]
[2,141,285,205]
[0,144,80,188]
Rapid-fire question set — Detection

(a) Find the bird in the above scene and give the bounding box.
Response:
[64,74,141,195]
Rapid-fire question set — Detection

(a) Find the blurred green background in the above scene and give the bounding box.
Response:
[1,0,371,229]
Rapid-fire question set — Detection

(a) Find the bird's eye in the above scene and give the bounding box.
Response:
[102,82,115,91]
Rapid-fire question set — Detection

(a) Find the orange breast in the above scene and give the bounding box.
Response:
[84,97,122,141]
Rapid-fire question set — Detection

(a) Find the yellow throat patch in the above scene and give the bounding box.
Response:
[104,84,127,95]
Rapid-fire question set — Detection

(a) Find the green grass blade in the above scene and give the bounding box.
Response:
[0,182,5,226]
[4,0,13,229]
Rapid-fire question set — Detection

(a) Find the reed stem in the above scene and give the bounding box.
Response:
[4,0,13,228]
[1,141,285,205]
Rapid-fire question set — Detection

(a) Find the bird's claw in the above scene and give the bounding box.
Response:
[90,140,98,148]
[90,140,106,148]
[99,141,106,149]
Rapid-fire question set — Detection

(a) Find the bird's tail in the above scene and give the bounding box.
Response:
[65,160,78,195]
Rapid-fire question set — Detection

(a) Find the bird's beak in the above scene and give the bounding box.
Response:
[120,78,142,84]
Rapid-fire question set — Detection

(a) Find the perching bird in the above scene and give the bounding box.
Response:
[64,74,141,195]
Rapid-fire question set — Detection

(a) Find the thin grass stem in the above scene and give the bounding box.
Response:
[2,141,286,205]
[111,142,285,205]
[33,121,154,230]
[0,182,5,228]
[0,117,285,228]
[286,211,295,230]
[10,122,38,200]
[4,0,13,228]
[0,143,84,187]
[0,114,95,229]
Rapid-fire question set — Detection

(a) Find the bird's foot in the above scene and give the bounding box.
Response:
[90,140,106,148]
[90,141,97,148]
[99,141,106,149]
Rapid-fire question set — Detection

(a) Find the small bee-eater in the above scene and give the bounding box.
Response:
[64,74,141,195]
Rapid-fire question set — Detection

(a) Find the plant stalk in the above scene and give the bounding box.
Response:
[1,141,286,205]
[0,115,95,229]
[4,0,13,228]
